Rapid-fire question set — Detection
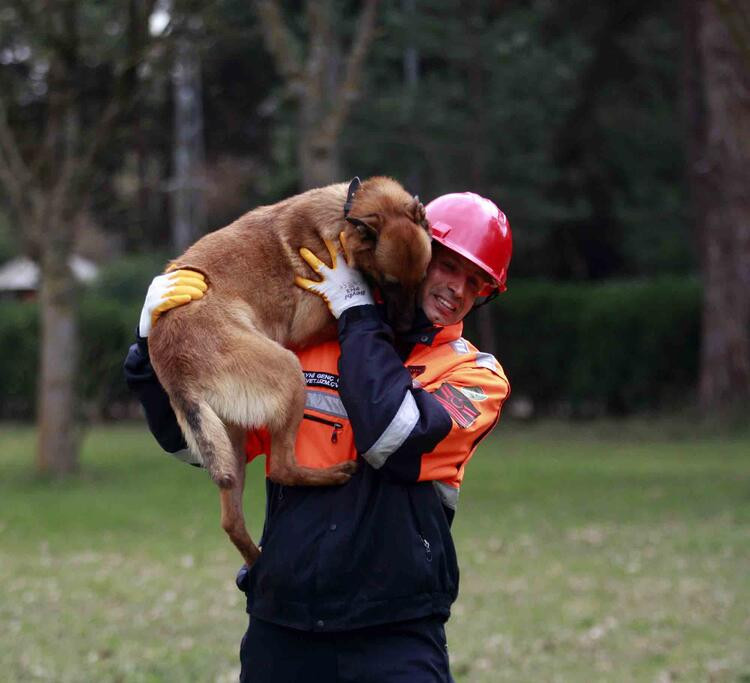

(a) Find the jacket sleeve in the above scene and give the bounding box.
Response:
[416,361,510,495]
[336,306,454,482]
[123,333,190,455]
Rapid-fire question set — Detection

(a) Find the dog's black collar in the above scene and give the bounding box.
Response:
[343,176,361,217]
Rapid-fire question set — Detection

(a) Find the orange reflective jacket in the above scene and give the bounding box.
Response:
[245,322,509,510]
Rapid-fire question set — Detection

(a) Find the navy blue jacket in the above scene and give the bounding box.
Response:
[124,306,503,631]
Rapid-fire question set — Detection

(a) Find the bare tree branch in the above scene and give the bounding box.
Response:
[47,0,158,218]
[255,0,304,94]
[324,0,380,141]
[56,99,119,217]
[0,153,27,221]
[28,0,159,182]
[712,0,750,68]
[304,0,330,94]
[9,0,76,65]
[0,99,33,216]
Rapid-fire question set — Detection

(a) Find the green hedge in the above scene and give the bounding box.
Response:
[0,277,701,420]
[0,299,39,418]
[490,277,701,414]
[0,295,139,420]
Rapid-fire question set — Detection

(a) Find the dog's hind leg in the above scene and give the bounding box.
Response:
[267,408,357,487]
[219,424,261,567]
[220,328,356,486]
[173,392,239,489]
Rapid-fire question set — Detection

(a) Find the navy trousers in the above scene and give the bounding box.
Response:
[239,616,455,683]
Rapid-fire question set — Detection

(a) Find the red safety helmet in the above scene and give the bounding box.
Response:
[425,192,512,295]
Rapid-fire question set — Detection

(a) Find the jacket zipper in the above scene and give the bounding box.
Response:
[278,415,343,501]
[303,413,343,443]
[406,489,433,563]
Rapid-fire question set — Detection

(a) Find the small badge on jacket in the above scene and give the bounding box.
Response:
[304,371,339,390]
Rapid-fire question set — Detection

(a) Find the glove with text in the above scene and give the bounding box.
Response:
[294,232,375,320]
[295,233,374,319]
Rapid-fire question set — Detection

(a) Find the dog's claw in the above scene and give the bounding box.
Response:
[327,460,357,484]
[342,461,358,475]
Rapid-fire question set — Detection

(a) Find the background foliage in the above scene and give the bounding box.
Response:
[0,0,703,419]
[0,0,692,274]
[1,272,700,419]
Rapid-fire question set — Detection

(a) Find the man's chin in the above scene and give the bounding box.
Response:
[424,304,454,326]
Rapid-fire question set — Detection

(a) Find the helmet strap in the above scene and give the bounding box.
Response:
[470,289,500,312]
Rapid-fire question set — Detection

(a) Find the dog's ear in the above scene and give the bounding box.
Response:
[346,216,380,243]
[409,196,431,235]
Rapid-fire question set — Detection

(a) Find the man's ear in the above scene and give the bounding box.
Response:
[346,216,379,242]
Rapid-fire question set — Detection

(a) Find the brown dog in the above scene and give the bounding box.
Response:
[147,176,432,566]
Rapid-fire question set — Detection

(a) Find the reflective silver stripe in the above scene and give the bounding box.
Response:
[433,481,460,510]
[362,391,420,468]
[305,390,349,419]
[450,338,470,354]
[475,352,500,374]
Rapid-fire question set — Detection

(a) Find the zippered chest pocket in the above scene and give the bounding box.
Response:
[303,413,343,443]
[295,412,356,468]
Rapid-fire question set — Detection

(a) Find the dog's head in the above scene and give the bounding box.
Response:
[344,176,432,331]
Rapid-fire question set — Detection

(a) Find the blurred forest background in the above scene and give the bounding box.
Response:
[0,0,748,476]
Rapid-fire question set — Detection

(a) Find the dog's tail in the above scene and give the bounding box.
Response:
[172,392,237,489]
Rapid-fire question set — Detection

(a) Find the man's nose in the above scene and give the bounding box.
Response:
[447,275,465,298]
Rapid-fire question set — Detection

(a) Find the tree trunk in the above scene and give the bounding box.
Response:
[298,2,341,190]
[298,129,341,189]
[36,234,79,475]
[695,0,750,411]
[298,45,340,191]
[254,0,379,190]
[171,36,206,252]
[0,1,154,475]
[36,38,82,476]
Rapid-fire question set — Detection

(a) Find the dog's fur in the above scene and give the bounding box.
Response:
[147,177,432,566]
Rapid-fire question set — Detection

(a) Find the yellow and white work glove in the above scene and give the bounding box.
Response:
[138,269,207,337]
[295,233,373,319]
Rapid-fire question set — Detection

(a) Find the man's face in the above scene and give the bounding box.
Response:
[419,245,493,326]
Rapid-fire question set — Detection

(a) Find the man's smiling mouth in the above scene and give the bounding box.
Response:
[435,294,456,312]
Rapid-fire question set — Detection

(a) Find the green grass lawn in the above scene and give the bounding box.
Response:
[1,421,748,682]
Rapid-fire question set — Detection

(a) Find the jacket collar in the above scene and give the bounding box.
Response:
[398,308,463,347]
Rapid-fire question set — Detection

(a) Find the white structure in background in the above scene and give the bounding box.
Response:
[0,256,98,298]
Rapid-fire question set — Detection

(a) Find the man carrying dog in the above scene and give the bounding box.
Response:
[125,190,512,682]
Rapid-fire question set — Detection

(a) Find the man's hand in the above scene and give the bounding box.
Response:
[295,233,374,319]
[138,269,207,337]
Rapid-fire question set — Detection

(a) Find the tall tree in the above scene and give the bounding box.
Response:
[0,0,157,474]
[170,26,206,252]
[686,0,750,411]
[254,0,380,189]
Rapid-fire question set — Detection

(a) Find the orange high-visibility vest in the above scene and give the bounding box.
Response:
[245,323,510,509]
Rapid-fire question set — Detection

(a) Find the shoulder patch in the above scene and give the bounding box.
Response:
[450,339,470,354]
[433,383,480,428]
